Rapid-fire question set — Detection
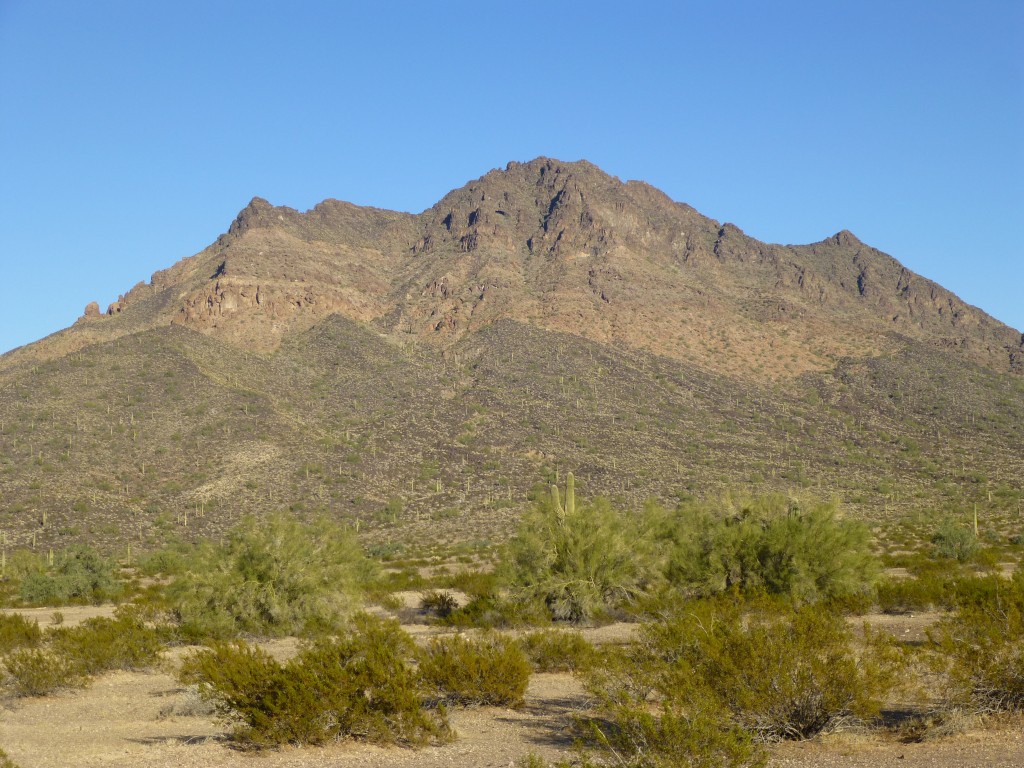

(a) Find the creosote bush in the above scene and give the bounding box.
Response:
[179,613,450,749]
[0,614,42,654]
[420,590,458,619]
[48,613,162,676]
[518,629,595,673]
[419,632,531,708]
[168,512,376,639]
[3,648,85,697]
[0,611,161,698]
[930,570,1024,712]
[580,596,899,767]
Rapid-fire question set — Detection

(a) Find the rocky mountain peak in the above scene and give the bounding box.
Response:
[7,158,1021,379]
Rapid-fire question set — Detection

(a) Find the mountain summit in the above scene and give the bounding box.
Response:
[8,157,1020,380]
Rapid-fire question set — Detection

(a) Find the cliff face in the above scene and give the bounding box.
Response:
[10,157,1020,378]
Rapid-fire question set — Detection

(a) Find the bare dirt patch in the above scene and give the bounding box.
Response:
[1,604,116,629]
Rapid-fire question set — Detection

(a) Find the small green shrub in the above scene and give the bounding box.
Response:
[48,615,162,676]
[419,632,531,707]
[18,545,121,606]
[877,572,1007,614]
[931,519,979,562]
[441,594,550,629]
[0,614,42,654]
[518,629,595,672]
[420,590,458,619]
[180,613,449,748]
[930,571,1024,712]
[441,570,499,599]
[3,648,85,697]
[584,597,899,751]
[137,539,193,577]
[584,695,765,768]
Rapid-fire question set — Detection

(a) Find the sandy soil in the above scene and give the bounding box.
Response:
[2,605,117,629]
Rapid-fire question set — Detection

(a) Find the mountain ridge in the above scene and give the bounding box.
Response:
[4,157,1020,380]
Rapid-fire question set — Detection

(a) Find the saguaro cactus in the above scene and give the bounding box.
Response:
[550,472,576,522]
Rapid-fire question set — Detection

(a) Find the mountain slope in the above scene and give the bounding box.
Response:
[1,158,1022,555]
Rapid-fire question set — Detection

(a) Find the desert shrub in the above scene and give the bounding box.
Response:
[48,614,162,676]
[518,629,595,672]
[585,695,765,768]
[876,574,947,613]
[931,519,979,562]
[504,474,658,623]
[661,495,878,604]
[168,513,376,639]
[656,600,897,739]
[420,590,458,619]
[877,572,1006,614]
[584,597,898,753]
[0,614,42,654]
[137,538,194,577]
[180,613,449,748]
[929,571,1024,712]
[3,648,85,697]
[0,747,20,768]
[439,593,550,629]
[419,632,531,708]
[441,569,499,599]
[18,545,121,606]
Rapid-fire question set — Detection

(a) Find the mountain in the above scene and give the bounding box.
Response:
[1,158,1022,556]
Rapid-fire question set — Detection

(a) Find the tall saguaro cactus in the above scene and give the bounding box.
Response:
[551,472,576,522]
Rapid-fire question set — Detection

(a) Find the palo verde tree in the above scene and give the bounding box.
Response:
[504,473,658,623]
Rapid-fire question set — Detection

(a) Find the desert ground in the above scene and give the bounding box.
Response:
[1,605,1022,768]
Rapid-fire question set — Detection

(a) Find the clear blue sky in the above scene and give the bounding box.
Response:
[1,1,1021,355]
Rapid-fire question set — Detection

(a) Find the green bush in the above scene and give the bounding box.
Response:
[3,648,85,697]
[439,593,550,629]
[931,519,979,562]
[419,632,531,707]
[877,571,1006,614]
[0,746,20,768]
[137,539,194,577]
[180,613,449,748]
[584,597,898,754]
[584,695,765,768]
[504,474,658,623]
[420,590,458,619]
[18,545,121,606]
[930,571,1024,712]
[0,614,42,654]
[518,629,595,672]
[48,614,162,676]
[661,495,878,604]
[168,513,376,639]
